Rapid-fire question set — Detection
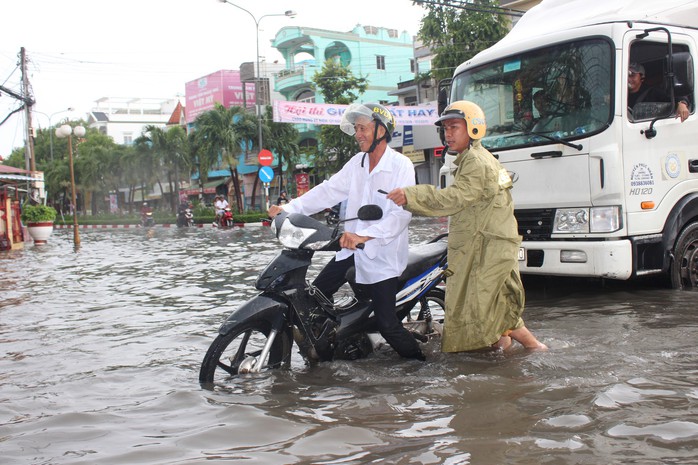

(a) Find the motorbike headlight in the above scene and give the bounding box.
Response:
[278,221,316,248]
[553,206,621,234]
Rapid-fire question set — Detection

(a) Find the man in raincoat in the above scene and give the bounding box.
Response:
[387,101,546,352]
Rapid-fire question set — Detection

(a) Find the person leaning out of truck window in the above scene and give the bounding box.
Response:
[628,62,690,122]
[387,101,547,353]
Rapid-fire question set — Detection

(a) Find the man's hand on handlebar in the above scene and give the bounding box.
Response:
[340,231,370,250]
[268,205,284,218]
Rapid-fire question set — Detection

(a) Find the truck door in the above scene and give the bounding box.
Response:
[622,29,697,236]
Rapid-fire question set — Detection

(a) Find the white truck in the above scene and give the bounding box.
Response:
[438,0,698,288]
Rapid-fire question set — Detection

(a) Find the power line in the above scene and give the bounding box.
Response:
[413,0,525,18]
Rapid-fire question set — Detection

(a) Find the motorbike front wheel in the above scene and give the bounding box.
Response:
[199,321,292,386]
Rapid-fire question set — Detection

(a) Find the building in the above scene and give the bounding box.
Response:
[87,97,181,146]
[270,24,446,189]
[183,67,286,208]
[272,24,415,155]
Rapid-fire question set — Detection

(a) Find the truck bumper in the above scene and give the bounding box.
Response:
[518,239,633,280]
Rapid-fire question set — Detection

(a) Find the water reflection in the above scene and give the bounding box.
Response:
[1,220,697,464]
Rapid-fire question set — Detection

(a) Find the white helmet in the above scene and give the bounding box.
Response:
[339,103,396,142]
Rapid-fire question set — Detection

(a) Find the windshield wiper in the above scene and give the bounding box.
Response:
[526,130,583,151]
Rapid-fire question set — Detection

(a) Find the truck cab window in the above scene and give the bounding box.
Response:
[628,41,693,122]
[450,38,612,151]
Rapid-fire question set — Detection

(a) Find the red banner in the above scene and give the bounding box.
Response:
[295,173,309,197]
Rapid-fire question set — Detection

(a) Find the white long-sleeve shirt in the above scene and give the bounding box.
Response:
[282,146,415,284]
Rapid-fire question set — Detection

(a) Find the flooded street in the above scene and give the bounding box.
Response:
[1,219,697,464]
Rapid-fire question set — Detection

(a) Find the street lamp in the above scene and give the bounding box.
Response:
[33,107,74,161]
[218,0,296,188]
[56,123,86,247]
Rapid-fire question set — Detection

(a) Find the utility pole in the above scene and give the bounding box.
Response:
[20,47,36,172]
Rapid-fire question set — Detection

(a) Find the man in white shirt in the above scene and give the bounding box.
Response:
[268,103,424,361]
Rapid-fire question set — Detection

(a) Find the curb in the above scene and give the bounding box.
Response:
[53,222,270,230]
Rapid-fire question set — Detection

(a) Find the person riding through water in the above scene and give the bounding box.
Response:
[140,202,152,217]
[267,102,426,361]
[213,195,229,224]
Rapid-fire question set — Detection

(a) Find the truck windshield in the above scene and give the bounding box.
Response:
[450,38,612,151]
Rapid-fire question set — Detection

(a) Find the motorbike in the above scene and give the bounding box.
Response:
[177,205,194,227]
[199,205,448,386]
[140,211,155,227]
[216,207,234,228]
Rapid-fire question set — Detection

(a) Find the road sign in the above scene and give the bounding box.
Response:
[258,166,274,183]
[258,149,273,166]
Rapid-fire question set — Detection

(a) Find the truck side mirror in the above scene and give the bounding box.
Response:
[437,78,452,116]
[436,79,452,146]
[670,51,694,98]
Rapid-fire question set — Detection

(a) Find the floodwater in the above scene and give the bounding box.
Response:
[1,218,697,465]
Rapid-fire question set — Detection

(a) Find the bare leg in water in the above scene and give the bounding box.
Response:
[493,326,547,350]
[510,326,547,349]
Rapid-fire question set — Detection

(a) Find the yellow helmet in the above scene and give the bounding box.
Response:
[434,100,487,140]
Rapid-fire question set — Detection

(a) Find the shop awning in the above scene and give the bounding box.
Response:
[0,174,43,182]
[181,179,226,196]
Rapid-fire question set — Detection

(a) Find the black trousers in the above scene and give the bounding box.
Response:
[312,255,422,359]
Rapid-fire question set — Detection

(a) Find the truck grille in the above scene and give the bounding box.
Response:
[515,208,555,241]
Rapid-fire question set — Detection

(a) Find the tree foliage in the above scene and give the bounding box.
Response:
[312,59,369,105]
[4,101,301,214]
[135,125,190,212]
[191,103,259,213]
[311,59,368,174]
[417,0,509,80]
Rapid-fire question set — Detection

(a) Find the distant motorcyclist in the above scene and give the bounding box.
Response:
[140,202,154,227]
[140,202,152,218]
[177,200,194,227]
[213,195,229,224]
[276,191,289,206]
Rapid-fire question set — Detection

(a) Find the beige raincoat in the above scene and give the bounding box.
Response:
[404,141,525,352]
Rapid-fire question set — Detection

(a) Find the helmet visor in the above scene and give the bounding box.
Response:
[434,109,466,126]
[340,103,375,136]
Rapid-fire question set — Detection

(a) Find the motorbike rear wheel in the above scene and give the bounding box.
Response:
[199,321,292,386]
[402,287,446,340]
[415,287,445,322]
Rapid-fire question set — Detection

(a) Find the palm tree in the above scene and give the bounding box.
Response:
[192,103,257,213]
[138,125,190,212]
[73,129,123,214]
[132,133,161,209]
[120,146,142,212]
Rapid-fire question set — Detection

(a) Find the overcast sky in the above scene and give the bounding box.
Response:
[0,0,427,158]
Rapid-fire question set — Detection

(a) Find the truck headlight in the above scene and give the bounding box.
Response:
[553,208,589,233]
[590,206,621,232]
[553,206,621,234]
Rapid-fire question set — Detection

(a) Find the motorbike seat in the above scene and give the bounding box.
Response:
[399,241,448,282]
[344,240,447,286]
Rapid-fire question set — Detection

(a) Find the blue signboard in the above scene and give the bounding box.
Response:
[258,166,274,183]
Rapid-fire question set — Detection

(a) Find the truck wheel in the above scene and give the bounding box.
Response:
[670,222,698,289]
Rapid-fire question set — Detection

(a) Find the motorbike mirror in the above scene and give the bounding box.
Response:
[357,204,383,221]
